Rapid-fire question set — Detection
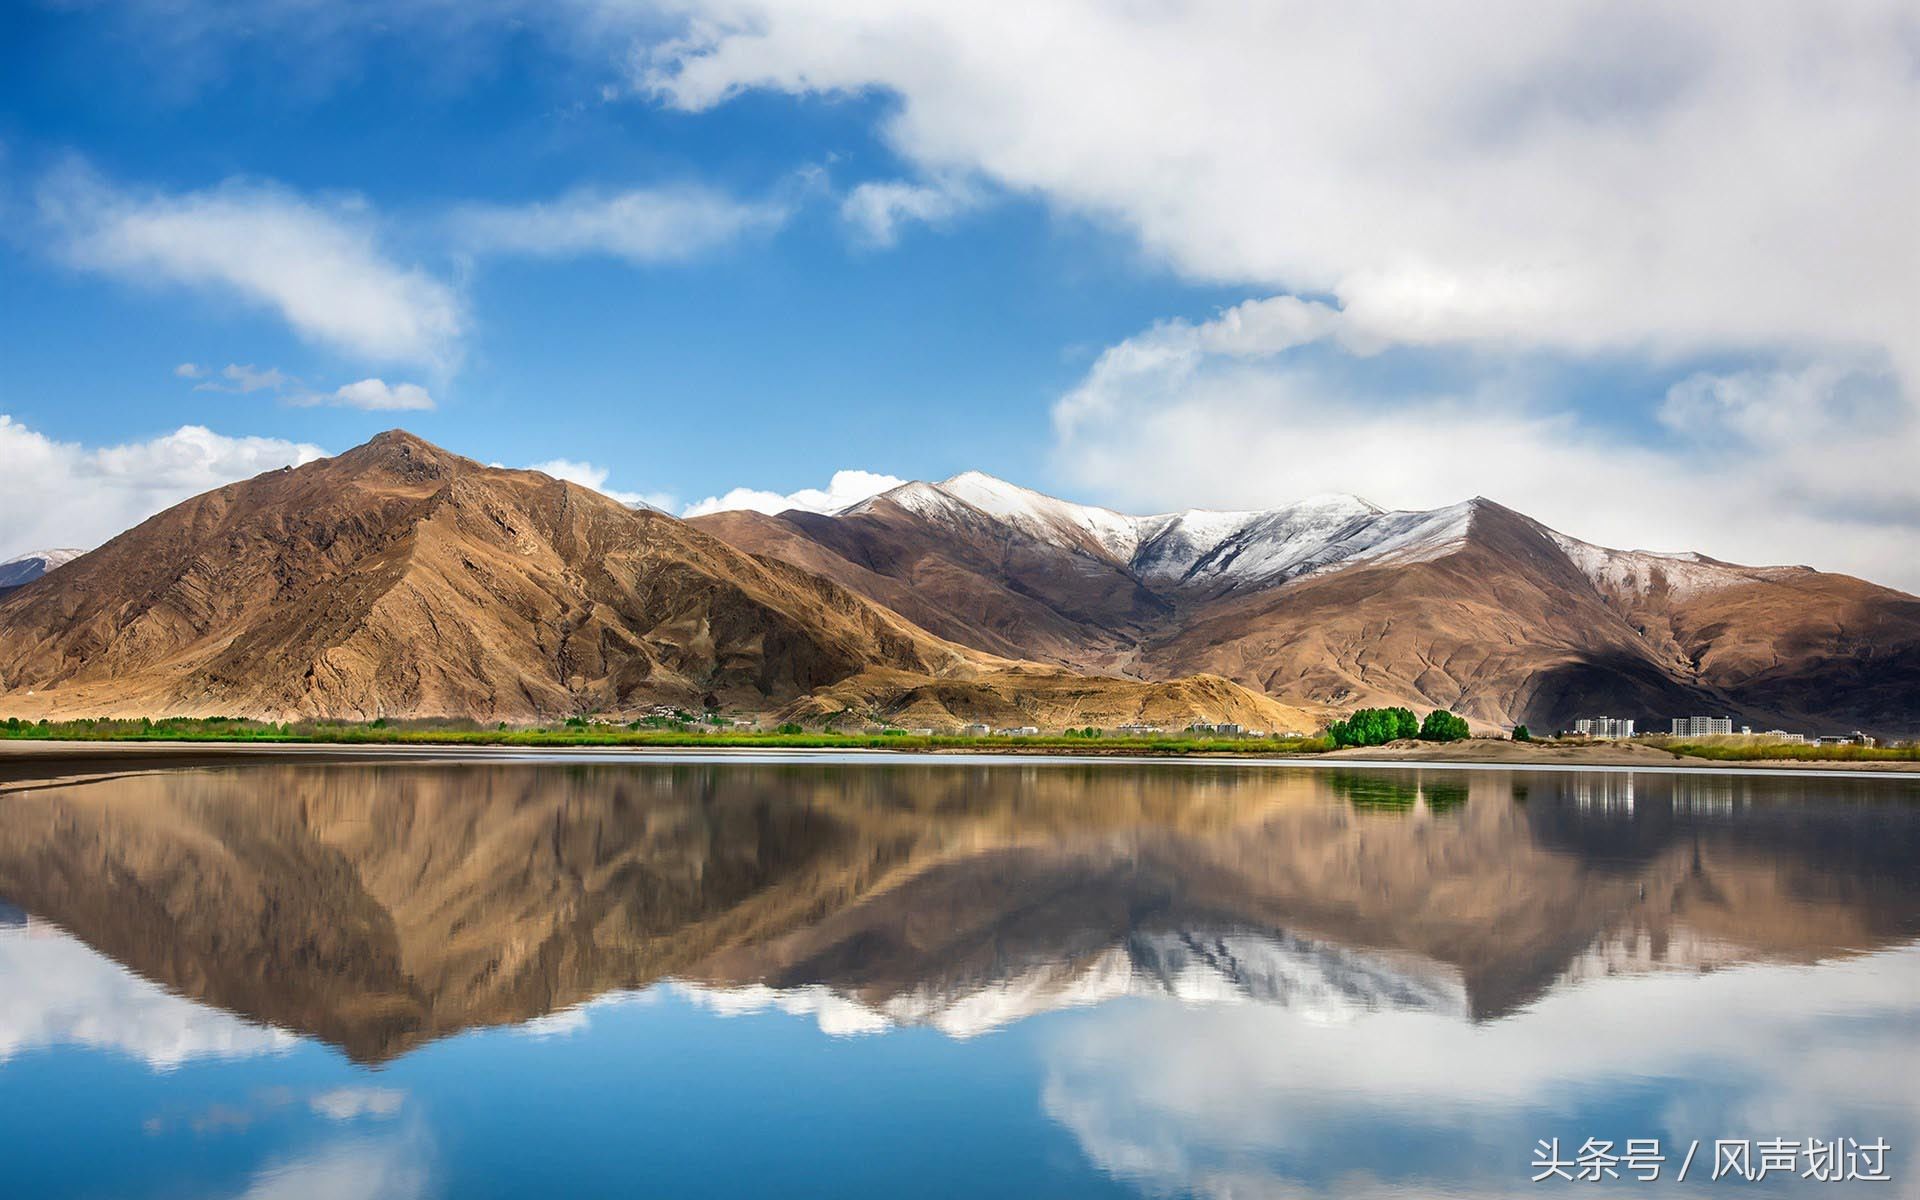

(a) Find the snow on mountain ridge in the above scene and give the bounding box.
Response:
[932,470,1146,559]
[1545,530,1801,601]
[842,472,1480,590]
[832,472,1785,598]
[0,548,85,590]
[673,927,1468,1040]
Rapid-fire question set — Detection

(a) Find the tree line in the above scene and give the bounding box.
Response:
[1326,706,1471,747]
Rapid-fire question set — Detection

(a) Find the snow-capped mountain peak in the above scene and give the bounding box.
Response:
[932,471,1144,559]
[840,472,1485,591]
[0,548,85,590]
[817,469,1789,602]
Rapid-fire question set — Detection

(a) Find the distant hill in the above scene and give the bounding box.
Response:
[0,548,84,600]
[694,473,1920,736]
[0,431,1311,730]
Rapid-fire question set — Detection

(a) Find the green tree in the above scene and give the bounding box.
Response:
[1512,724,1531,742]
[1419,709,1471,742]
[1326,706,1420,748]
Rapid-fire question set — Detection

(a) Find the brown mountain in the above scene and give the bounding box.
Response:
[0,431,1310,729]
[693,474,1920,735]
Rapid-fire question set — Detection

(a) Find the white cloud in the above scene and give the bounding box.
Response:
[168,363,436,411]
[840,175,981,246]
[309,1087,407,1121]
[1042,946,1920,1198]
[640,2,1918,380]
[194,363,292,394]
[315,378,437,411]
[452,184,786,264]
[671,981,893,1038]
[40,162,462,368]
[0,921,299,1070]
[232,1132,431,1200]
[630,2,1918,589]
[526,457,670,510]
[680,468,905,518]
[1050,299,1920,591]
[0,414,326,561]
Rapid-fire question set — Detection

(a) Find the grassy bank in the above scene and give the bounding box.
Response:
[1660,739,1919,763]
[0,716,1334,756]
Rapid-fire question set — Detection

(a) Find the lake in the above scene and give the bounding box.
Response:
[0,756,1915,1197]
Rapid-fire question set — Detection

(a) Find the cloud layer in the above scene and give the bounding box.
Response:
[453,185,787,264]
[681,468,904,518]
[630,0,1919,588]
[41,164,464,369]
[317,379,437,411]
[644,1,1918,378]
[840,176,981,247]
[0,921,298,1069]
[525,457,672,510]
[1051,298,1920,589]
[0,415,325,559]
[1044,947,1920,1198]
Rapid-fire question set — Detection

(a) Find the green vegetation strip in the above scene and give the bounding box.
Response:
[3,718,1910,761]
[0,716,1333,755]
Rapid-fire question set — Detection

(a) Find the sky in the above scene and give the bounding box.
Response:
[1,1,1915,589]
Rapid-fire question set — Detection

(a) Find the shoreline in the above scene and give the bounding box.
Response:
[3,737,1918,778]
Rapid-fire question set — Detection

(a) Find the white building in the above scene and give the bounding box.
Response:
[1574,716,1635,739]
[1115,723,1163,736]
[996,725,1040,737]
[1187,722,1244,736]
[959,723,991,737]
[1816,731,1876,747]
[1670,716,1735,738]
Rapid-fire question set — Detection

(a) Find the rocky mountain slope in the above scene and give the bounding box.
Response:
[694,474,1920,735]
[0,432,1308,729]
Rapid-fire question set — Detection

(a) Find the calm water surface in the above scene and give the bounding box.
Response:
[0,758,1915,1198]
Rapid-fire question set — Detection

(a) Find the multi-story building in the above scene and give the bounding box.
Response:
[1574,717,1636,739]
[1670,716,1735,738]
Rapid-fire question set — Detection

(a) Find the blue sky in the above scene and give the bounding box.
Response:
[0,4,1224,497]
[1,2,1915,588]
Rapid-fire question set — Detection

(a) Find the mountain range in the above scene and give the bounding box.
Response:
[694,471,1920,734]
[0,429,1914,732]
[0,431,1308,729]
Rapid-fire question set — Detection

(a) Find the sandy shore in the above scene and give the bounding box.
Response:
[0,736,1915,775]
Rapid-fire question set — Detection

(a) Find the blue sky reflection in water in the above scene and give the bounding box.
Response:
[0,760,1915,1198]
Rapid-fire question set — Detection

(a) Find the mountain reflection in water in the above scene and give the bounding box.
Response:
[3,761,1919,1199]
[0,761,1913,1060]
